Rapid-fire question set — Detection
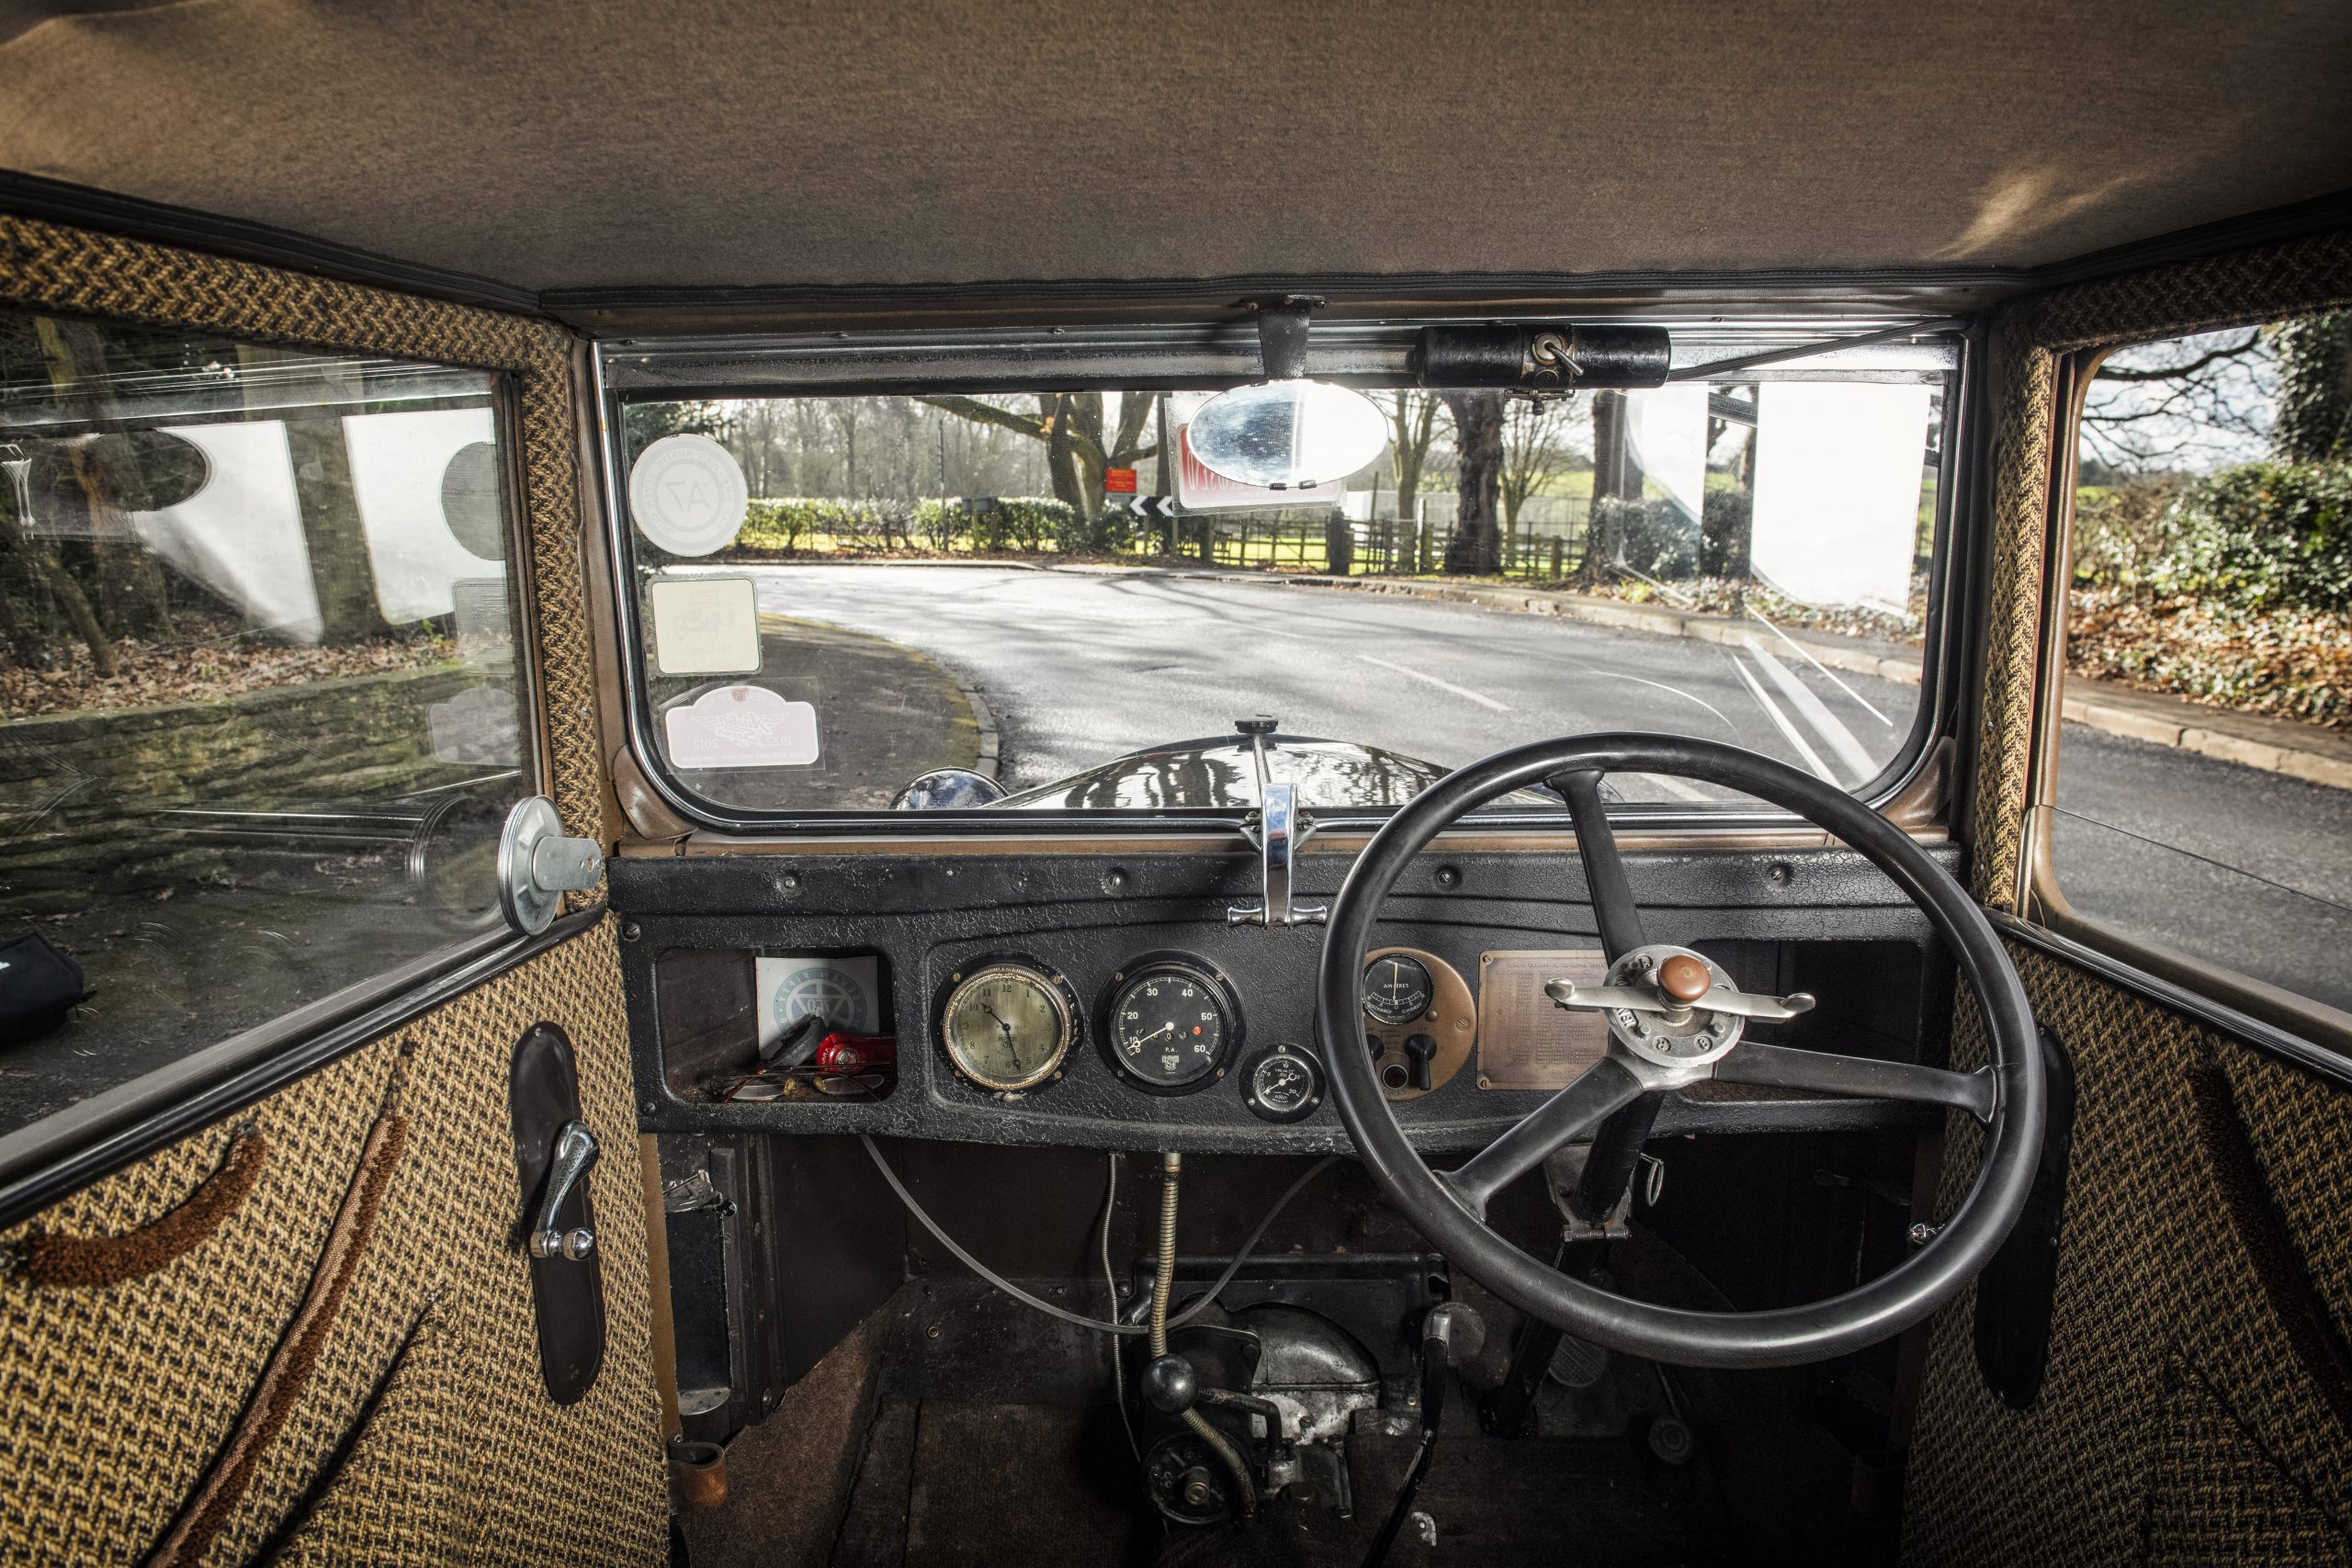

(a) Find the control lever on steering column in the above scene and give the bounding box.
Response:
[1545,951,1815,1023]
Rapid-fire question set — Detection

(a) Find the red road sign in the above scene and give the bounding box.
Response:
[1103,468,1138,493]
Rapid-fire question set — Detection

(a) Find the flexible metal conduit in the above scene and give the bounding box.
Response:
[1148,1152,1257,1524]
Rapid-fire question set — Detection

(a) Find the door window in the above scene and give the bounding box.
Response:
[0,310,536,1137]
[2041,312,2352,1014]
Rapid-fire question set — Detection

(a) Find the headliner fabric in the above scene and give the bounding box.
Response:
[1,1,2349,295]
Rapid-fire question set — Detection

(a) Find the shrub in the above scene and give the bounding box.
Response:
[1700,487,1752,578]
[2143,460,2352,614]
[2072,475,2188,590]
[1589,496,1698,579]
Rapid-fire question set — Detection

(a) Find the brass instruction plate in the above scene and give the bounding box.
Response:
[1475,950,1610,1090]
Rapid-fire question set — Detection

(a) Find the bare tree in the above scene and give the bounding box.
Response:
[917,392,1159,517]
[1442,391,1506,575]
[1500,395,1577,529]
[1382,392,1439,569]
[2082,329,2273,473]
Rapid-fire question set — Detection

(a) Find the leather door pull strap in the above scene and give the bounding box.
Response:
[6,1128,266,1289]
[145,1108,408,1568]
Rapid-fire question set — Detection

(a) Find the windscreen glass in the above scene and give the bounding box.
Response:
[616,350,1948,817]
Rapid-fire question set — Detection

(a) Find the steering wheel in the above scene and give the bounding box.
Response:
[1315,734,2043,1369]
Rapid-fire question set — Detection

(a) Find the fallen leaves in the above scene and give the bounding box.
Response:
[1,615,460,719]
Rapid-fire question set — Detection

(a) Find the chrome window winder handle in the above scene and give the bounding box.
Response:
[528,1120,600,1262]
[1227,716,1329,929]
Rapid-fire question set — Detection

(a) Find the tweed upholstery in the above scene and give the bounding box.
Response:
[1905,947,2352,1563]
[0,210,611,871]
[0,919,665,1566]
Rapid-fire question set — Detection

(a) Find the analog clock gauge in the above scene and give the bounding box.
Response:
[1102,955,1241,1093]
[941,963,1074,1091]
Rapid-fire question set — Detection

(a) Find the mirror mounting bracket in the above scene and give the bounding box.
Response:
[1227,716,1329,929]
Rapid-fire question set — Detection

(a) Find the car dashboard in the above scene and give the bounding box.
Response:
[614,838,1957,1155]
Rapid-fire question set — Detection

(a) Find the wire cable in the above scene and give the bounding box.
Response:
[1102,1151,1140,1461]
[859,1135,1339,1338]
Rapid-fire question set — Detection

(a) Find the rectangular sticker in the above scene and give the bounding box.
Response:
[649,575,762,675]
[662,684,820,770]
[754,954,884,1048]
[1476,949,1610,1090]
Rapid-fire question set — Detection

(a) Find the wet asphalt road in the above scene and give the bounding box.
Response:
[749,564,2352,1010]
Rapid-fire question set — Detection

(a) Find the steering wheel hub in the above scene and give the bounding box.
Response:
[1595,945,1745,1068]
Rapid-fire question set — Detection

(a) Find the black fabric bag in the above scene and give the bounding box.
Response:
[0,933,88,1046]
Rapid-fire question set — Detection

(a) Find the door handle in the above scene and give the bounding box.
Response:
[528,1121,599,1261]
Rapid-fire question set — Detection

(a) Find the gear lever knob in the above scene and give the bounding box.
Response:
[1142,1354,1198,1415]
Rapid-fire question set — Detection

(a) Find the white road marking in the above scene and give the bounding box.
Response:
[1357,654,1510,711]
[1745,604,1893,727]
[1632,773,1716,803]
[1574,665,1738,736]
[1729,652,1837,784]
[1744,637,1879,783]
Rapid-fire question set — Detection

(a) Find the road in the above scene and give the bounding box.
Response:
[743,564,2352,1010]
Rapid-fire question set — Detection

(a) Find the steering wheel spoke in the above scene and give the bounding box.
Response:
[1552,768,1645,963]
[1711,1041,1997,1123]
[1440,1055,1649,1221]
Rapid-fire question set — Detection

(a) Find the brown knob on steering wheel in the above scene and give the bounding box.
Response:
[1657,953,1711,1004]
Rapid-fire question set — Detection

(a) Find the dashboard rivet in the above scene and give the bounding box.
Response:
[1435,866,1461,890]
[779,872,801,891]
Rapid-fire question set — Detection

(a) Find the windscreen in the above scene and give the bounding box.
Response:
[615,353,1948,818]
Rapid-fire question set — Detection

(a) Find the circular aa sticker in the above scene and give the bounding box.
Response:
[628,434,749,557]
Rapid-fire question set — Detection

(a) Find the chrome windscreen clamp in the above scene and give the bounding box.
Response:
[1227,716,1329,928]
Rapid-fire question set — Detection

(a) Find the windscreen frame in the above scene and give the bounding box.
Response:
[592,319,1974,840]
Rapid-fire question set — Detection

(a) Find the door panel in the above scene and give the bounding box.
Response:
[1910,231,2352,1562]
[2,919,663,1564]
[0,217,660,1562]
[1907,947,2351,1564]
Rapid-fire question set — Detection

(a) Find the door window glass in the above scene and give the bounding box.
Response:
[2047,313,2352,1012]
[0,310,535,1137]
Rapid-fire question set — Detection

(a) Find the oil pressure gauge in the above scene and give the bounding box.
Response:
[1100,953,1242,1094]
[1239,1043,1324,1123]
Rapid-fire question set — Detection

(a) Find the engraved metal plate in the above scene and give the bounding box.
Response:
[1475,949,1611,1090]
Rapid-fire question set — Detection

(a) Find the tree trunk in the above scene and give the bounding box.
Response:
[237,346,390,645]
[38,317,173,640]
[1442,391,1505,575]
[1155,400,1177,555]
[1591,390,1642,502]
[2275,312,2352,463]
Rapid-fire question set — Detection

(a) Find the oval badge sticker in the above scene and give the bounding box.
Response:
[663,684,820,770]
[629,434,749,558]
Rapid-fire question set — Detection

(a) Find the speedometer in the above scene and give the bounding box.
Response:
[1100,954,1241,1094]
